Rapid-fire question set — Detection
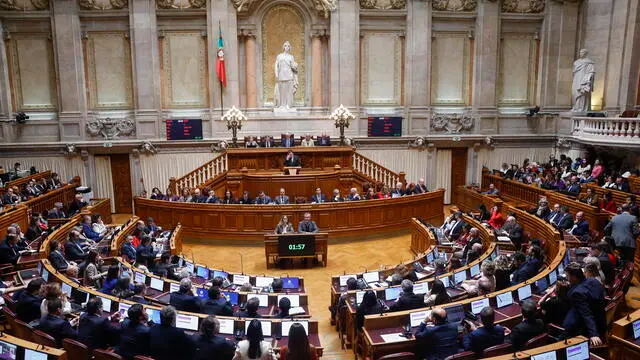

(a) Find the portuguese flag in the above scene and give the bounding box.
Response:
[216,22,227,88]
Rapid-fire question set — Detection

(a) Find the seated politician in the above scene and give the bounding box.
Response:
[462,306,505,354]
[254,191,272,205]
[389,280,424,311]
[169,278,200,313]
[284,150,301,167]
[298,212,319,233]
[274,188,290,205]
[311,187,327,203]
[331,189,343,202]
[414,307,459,360]
[275,215,294,234]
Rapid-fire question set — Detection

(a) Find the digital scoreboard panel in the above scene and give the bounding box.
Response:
[278,235,316,257]
[367,117,402,137]
[165,119,203,140]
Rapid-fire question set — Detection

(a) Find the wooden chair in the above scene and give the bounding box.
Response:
[444,351,476,360]
[336,305,349,349]
[12,319,35,342]
[378,353,416,360]
[3,295,16,313]
[93,349,123,360]
[482,343,512,357]
[524,332,549,349]
[605,292,625,326]
[32,329,58,348]
[63,338,90,360]
[2,307,16,335]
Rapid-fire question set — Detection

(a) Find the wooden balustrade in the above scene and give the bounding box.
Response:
[23,178,80,215]
[410,218,437,255]
[629,175,640,194]
[0,170,52,193]
[0,205,29,240]
[454,185,503,213]
[87,198,112,224]
[352,152,405,190]
[40,213,82,258]
[170,153,227,194]
[110,216,140,256]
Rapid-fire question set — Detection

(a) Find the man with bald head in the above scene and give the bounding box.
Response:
[413,178,428,194]
[415,307,459,360]
[500,216,524,250]
[569,211,589,237]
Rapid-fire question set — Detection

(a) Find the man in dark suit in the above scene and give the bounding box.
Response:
[455,227,481,260]
[199,286,233,316]
[414,307,459,360]
[254,191,272,205]
[236,296,261,318]
[553,206,574,230]
[389,280,424,312]
[569,211,590,237]
[117,304,150,359]
[81,215,102,241]
[47,173,62,190]
[0,234,21,266]
[170,278,200,313]
[261,136,275,148]
[68,194,87,215]
[444,211,465,241]
[565,176,582,196]
[510,299,546,350]
[191,316,236,360]
[604,204,639,262]
[413,178,429,194]
[1,188,19,205]
[77,297,121,349]
[500,216,524,250]
[563,262,606,346]
[281,134,295,148]
[546,203,561,224]
[463,306,505,354]
[237,190,253,204]
[121,235,137,263]
[331,189,344,202]
[274,188,290,205]
[131,284,150,305]
[590,242,614,285]
[202,189,219,204]
[298,212,319,233]
[284,150,301,166]
[13,278,44,323]
[615,176,630,192]
[64,231,88,262]
[149,306,195,360]
[391,182,405,198]
[48,240,72,272]
[48,202,66,219]
[311,187,327,203]
[511,246,543,285]
[37,298,77,347]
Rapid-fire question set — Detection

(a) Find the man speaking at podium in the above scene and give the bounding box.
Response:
[284,150,301,167]
[298,212,319,233]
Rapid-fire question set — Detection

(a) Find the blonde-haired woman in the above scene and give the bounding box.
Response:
[274,215,294,234]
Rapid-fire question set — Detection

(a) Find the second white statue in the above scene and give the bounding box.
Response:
[274,41,298,112]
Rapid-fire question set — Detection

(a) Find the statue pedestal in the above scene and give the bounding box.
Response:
[273,107,298,116]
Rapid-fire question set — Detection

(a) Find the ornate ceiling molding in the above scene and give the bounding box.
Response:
[430,113,475,133]
[232,0,337,18]
[78,0,128,10]
[432,0,477,12]
[86,116,135,140]
[360,0,406,10]
[0,0,49,11]
[501,0,544,13]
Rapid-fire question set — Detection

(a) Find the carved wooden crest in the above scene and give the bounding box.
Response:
[86,117,136,139]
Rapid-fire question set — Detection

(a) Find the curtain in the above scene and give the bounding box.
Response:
[94,156,115,213]
[0,156,85,184]
[436,149,452,204]
[475,147,554,184]
[356,149,430,185]
[139,152,219,193]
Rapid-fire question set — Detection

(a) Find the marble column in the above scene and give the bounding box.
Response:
[0,22,15,142]
[245,33,257,108]
[405,0,431,108]
[330,0,359,108]
[537,0,579,112]
[51,0,87,141]
[472,0,500,113]
[619,0,640,110]
[130,0,160,138]
[311,32,323,107]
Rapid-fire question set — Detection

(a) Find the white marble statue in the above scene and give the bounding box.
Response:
[572,49,595,114]
[274,41,298,110]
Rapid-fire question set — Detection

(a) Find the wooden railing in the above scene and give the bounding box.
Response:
[23,177,80,215]
[87,198,112,224]
[40,213,82,258]
[0,170,52,193]
[0,205,29,241]
[110,216,140,256]
[629,175,640,194]
[572,116,640,144]
[352,152,405,189]
[482,173,546,205]
[169,153,227,194]
[453,185,503,212]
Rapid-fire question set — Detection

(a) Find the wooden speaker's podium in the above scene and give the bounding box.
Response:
[264,232,328,268]
[283,166,301,175]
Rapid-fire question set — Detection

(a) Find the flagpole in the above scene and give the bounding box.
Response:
[220,82,224,116]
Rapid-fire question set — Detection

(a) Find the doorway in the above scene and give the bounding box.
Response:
[450,148,468,203]
[109,154,133,213]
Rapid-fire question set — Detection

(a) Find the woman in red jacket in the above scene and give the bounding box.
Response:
[600,192,617,213]
[488,205,505,229]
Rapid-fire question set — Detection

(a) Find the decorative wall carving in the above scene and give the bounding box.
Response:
[430,113,475,133]
[262,5,305,106]
[556,137,572,149]
[161,32,209,108]
[232,0,337,17]
[79,0,128,10]
[360,32,402,105]
[360,0,406,10]
[0,0,49,11]
[501,0,544,13]
[140,141,158,155]
[86,117,135,139]
[84,32,133,109]
[432,0,477,11]
[156,0,205,10]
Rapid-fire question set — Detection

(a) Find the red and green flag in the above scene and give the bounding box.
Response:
[216,22,227,88]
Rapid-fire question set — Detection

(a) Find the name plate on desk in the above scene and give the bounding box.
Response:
[278,235,316,257]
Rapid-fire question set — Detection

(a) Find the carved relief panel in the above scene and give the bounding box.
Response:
[160,31,209,108]
[0,0,49,11]
[432,0,477,11]
[155,0,205,10]
[360,0,406,9]
[84,32,133,109]
[360,32,403,105]
[501,0,545,13]
[78,0,128,10]
[6,33,57,111]
[261,4,306,106]
[431,32,472,105]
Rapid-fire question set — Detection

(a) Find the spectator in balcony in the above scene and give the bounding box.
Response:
[245,136,259,148]
[414,178,429,194]
[578,187,599,206]
[615,175,630,192]
[602,175,617,189]
[190,188,203,203]
[364,187,376,200]
[2,187,20,205]
[565,176,582,196]
[591,159,605,181]
[404,183,416,196]
[579,170,596,184]
[599,192,617,213]
[47,172,63,190]
[482,183,499,195]
[164,188,180,202]
[391,182,404,198]
[220,189,235,204]
[577,159,591,174]
[150,187,164,200]
[179,188,193,203]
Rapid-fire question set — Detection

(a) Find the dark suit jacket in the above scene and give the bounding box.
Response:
[274,195,290,205]
[311,194,327,203]
[149,324,195,360]
[78,313,120,349]
[254,196,272,205]
[510,319,546,350]
[117,320,150,360]
[447,220,465,240]
[48,208,66,219]
[0,240,19,265]
[298,220,319,233]
[511,258,541,285]
[463,325,505,353]
[461,236,481,260]
[68,199,87,215]
[503,223,523,245]
[49,250,69,271]
[414,321,459,360]
[192,334,235,360]
[200,298,233,316]
[64,241,88,261]
[82,223,102,241]
[14,290,43,324]
[413,184,429,194]
[570,220,589,237]
[356,303,384,329]
[563,278,606,338]
[170,291,201,313]
[235,310,261,318]
[121,244,137,262]
[238,196,253,204]
[284,155,301,167]
[555,213,574,230]
[389,292,424,312]
[37,314,77,347]
[597,255,614,285]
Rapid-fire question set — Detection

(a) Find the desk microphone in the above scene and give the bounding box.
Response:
[361,266,367,273]
[238,252,244,274]
[191,249,196,265]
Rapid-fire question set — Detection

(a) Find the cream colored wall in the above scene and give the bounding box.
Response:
[138,152,219,193]
[0,157,85,185]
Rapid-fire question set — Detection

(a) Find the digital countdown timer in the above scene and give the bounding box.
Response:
[278,235,316,257]
[165,119,203,141]
[367,117,402,137]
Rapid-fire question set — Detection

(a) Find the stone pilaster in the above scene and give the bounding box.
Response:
[311,31,324,107]
[51,0,87,141]
[405,0,431,108]
[0,23,12,124]
[329,0,359,108]
[538,0,580,112]
[243,32,257,108]
[472,0,500,113]
[209,0,240,110]
[130,0,161,138]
